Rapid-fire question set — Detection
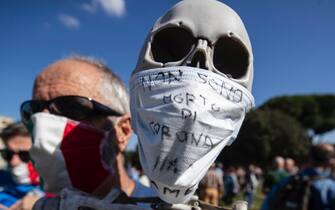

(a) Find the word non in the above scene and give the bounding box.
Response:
[140,70,183,91]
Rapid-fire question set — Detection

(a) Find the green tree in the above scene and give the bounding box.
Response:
[218,94,335,167]
[124,149,141,169]
[219,109,311,167]
[260,95,335,135]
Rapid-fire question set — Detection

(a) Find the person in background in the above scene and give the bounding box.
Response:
[223,166,239,205]
[198,164,224,206]
[254,166,263,180]
[261,144,335,210]
[214,162,224,185]
[285,157,298,175]
[262,156,289,194]
[0,122,43,209]
[236,167,246,192]
[243,164,259,209]
[0,116,13,170]
[21,56,155,210]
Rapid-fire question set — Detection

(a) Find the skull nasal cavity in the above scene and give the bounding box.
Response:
[190,51,207,70]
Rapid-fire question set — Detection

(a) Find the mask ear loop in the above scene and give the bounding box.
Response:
[87,128,117,198]
[100,129,117,173]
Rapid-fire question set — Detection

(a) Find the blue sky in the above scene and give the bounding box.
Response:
[0,0,334,148]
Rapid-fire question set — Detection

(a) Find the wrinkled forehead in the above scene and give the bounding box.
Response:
[33,61,105,103]
[152,0,251,50]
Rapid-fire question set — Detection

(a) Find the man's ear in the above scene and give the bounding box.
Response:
[114,113,132,152]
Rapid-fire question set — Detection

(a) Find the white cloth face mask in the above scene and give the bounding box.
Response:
[130,66,254,204]
[11,162,31,184]
[29,112,114,194]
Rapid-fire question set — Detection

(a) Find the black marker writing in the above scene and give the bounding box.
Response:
[163,187,180,197]
[154,156,180,174]
[150,179,196,198]
[197,72,243,103]
[162,92,227,114]
[149,121,215,148]
[140,70,183,91]
[181,108,197,121]
[150,122,171,140]
[184,184,197,196]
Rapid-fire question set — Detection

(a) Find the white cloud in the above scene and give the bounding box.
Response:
[99,0,125,17]
[58,14,80,29]
[81,2,98,14]
[81,0,126,17]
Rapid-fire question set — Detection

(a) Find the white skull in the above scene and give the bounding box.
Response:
[134,0,254,90]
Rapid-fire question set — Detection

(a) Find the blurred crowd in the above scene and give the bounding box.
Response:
[2,115,335,210]
[126,155,297,209]
[0,121,44,209]
[157,146,335,210]
[4,0,335,209]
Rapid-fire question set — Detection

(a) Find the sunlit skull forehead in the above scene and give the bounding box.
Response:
[134,0,253,90]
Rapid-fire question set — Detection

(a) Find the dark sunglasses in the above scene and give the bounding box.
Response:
[20,95,123,125]
[0,149,30,162]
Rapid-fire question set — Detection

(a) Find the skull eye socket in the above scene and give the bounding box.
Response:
[213,36,249,79]
[151,27,195,63]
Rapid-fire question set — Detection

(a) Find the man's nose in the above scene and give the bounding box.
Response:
[10,154,22,167]
[41,108,49,113]
[186,39,209,70]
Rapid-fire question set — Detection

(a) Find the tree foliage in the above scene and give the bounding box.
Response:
[260,95,335,135]
[124,149,141,170]
[218,94,335,167]
[219,108,311,168]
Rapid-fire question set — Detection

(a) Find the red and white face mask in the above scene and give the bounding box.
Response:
[11,161,39,185]
[29,112,114,194]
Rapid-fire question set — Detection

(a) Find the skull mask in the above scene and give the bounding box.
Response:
[130,0,255,204]
[134,0,253,90]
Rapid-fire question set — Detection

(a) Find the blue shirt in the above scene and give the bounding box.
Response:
[0,170,42,207]
[131,181,157,209]
[261,167,335,210]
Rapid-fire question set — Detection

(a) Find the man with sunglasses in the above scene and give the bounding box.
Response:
[22,56,154,210]
[0,122,43,209]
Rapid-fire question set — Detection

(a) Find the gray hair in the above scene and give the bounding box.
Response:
[68,55,130,115]
[274,156,285,169]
